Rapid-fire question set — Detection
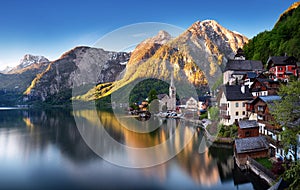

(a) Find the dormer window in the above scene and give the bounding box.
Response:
[258,106,264,112]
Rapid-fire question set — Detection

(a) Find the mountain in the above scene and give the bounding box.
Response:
[0,54,50,92]
[243,2,300,64]
[127,30,172,66]
[84,20,248,100]
[0,66,13,74]
[9,54,49,74]
[24,46,130,104]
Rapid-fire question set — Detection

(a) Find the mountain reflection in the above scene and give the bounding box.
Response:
[72,109,234,186]
[0,109,235,188]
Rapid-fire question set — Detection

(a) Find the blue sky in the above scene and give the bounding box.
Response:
[0,0,297,69]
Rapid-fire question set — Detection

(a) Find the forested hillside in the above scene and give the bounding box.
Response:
[244,2,300,64]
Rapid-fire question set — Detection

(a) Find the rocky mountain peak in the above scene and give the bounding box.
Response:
[19,54,49,68]
[185,20,248,58]
[128,30,172,65]
[6,54,50,74]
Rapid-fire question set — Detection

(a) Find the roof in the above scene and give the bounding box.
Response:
[267,56,298,69]
[238,120,258,129]
[246,72,258,79]
[198,96,211,102]
[232,71,247,76]
[250,78,279,91]
[235,136,269,154]
[260,95,281,103]
[224,60,263,71]
[267,56,289,64]
[224,85,253,101]
[157,94,168,100]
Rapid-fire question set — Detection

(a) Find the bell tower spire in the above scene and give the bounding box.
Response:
[168,73,176,110]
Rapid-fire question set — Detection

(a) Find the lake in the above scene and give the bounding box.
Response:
[0,108,269,189]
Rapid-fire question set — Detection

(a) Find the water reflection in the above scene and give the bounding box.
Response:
[0,109,256,189]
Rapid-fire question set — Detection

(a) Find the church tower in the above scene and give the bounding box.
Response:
[168,74,176,111]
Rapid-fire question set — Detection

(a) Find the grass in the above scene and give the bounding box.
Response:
[255,157,273,170]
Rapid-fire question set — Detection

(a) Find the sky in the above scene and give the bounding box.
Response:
[0,0,297,70]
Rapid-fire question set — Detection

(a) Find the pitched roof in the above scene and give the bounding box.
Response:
[157,94,168,100]
[246,72,258,79]
[235,136,269,154]
[260,95,281,103]
[238,120,258,129]
[267,56,289,64]
[224,60,263,71]
[224,85,253,101]
[267,56,298,69]
[250,78,280,91]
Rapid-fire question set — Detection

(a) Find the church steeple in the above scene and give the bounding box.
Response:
[168,73,176,110]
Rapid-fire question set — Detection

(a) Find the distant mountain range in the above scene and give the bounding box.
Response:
[0,2,297,106]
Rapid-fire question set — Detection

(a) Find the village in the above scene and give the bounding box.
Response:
[127,48,300,188]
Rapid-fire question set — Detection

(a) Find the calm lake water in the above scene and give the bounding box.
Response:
[0,108,269,190]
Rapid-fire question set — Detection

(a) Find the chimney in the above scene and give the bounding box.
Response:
[241,84,245,94]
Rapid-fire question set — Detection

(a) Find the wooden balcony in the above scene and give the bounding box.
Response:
[221,115,231,119]
[220,104,227,111]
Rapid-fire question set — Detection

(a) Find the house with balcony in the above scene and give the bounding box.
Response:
[267,56,298,81]
[249,78,280,97]
[246,95,283,157]
[219,85,253,125]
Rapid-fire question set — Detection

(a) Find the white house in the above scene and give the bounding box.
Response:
[185,97,198,111]
[219,85,253,125]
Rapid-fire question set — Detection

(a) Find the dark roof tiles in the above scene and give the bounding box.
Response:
[238,120,258,129]
[235,136,269,154]
[225,60,263,71]
[224,85,253,101]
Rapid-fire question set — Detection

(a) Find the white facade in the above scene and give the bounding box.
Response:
[223,71,235,85]
[167,75,176,111]
[219,92,248,125]
[185,97,198,111]
[251,91,268,97]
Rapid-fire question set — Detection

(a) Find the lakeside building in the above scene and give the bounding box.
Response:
[219,85,253,125]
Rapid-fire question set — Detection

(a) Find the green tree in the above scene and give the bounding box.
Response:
[282,160,300,189]
[208,106,219,121]
[148,88,158,103]
[271,81,300,160]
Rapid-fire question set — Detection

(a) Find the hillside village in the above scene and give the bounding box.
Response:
[128,47,300,187]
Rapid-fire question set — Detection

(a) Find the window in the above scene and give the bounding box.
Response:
[235,102,239,107]
[258,115,263,120]
[245,131,250,137]
[236,111,239,116]
[228,103,229,108]
[279,67,283,71]
[258,106,264,111]
[242,111,245,115]
[242,102,245,107]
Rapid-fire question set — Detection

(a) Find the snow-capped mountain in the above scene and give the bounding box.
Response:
[20,54,49,68]
[7,54,50,74]
[0,66,13,74]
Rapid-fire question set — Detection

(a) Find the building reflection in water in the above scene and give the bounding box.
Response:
[0,109,235,188]
[73,109,235,186]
